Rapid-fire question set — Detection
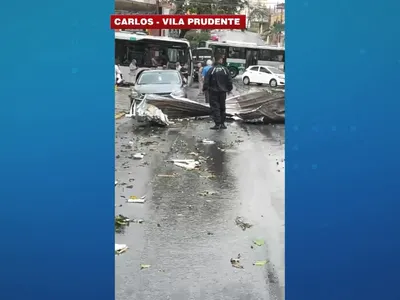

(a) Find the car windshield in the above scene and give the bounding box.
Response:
[138,71,181,85]
[269,67,284,75]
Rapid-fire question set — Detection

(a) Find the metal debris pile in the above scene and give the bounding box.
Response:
[128,89,284,126]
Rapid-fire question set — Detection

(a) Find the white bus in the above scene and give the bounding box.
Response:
[202,40,285,78]
[115,31,194,85]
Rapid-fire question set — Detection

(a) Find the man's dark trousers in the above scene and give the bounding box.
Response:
[209,91,227,125]
[204,90,210,104]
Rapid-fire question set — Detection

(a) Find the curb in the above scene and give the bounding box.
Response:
[115,112,126,120]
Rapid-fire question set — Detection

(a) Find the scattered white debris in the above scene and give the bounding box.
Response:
[127,195,146,203]
[115,244,128,255]
[231,116,242,121]
[170,159,200,170]
[115,181,118,186]
[202,139,215,145]
[133,153,144,159]
[128,141,134,146]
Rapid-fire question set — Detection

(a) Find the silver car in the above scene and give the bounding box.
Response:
[131,69,187,99]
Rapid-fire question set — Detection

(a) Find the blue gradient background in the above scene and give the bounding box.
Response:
[286,0,400,299]
[0,1,115,299]
[0,0,400,299]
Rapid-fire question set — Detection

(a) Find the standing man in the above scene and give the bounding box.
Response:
[203,54,233,130]
[201,59,213,103]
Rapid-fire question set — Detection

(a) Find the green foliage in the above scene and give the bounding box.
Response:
[272,22,284,33]
[173,0,248,37]
[184,30,210,48]
[247,3,270,24]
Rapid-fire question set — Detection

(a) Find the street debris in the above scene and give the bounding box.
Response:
[115,214,130,233]
[253,260,269,266]
[133,153,144,159]
[226,90,285,123]
[170,159,200,170]
[200,174,216,179]
[129,94,171,126]
[157,174,177,178]
[199,190,218,196]
[230,254,243,269]
[127,195,146,203]
[115,181,118,186]
[201,139,215,145]
[140,264,151,270]
[128,141,134,146]
[253,239,265,246]
[235,217,253,231]
[115,214,144,233]
[128,90,284,125]
[115,244,128,255]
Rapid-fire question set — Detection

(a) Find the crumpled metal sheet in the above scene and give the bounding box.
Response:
[130,89,284,123]
[131,94,171,126]
[226,89,285,123]
[145,94,211,118]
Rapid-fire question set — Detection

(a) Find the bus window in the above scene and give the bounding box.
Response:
[213,46,227,59]
[259,49,285,62]
[258,49,272,61]
[228,47,245,59]
[272,50,285,62]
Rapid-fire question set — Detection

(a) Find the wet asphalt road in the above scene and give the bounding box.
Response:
[115,81,285,300]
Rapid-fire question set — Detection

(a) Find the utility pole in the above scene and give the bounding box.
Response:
[156,0,161,36]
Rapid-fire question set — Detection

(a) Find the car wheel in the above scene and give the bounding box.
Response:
[228,67,239,78]
[269,79,278,87]
[243,76,250,85]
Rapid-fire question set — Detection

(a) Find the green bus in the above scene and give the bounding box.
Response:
[201,40,285,78]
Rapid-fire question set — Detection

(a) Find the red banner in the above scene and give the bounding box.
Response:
[111,15,246,30]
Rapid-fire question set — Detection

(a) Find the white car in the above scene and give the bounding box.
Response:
[242,65,285,87]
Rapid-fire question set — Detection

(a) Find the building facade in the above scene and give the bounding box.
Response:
[267,3,285,46]
[115,0,174,36]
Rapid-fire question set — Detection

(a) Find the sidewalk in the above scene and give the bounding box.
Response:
[115,87,131,119]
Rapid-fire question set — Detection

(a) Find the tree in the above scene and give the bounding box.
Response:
[262,21,285,43]
[247,2,270,28]
[184,30,211,48]
[172,0,248,38]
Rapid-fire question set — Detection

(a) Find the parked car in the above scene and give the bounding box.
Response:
[131,70,187,99]
[242,65,285,87]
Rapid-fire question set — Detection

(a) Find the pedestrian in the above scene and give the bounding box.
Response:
[115,62,123,85]
[201,59,213,103]
[129,59,138,84]
[202,54,233,130]
[197,62,204,95]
